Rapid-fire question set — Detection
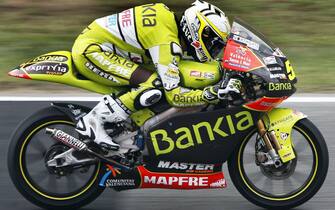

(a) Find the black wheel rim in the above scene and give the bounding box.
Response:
[20,120,100,199]
[238,126,317,200]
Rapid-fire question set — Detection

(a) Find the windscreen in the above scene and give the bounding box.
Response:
[223,18,291,74]
[229,18,285,58]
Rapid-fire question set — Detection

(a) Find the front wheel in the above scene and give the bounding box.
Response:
[7,107,104,210]
[228,118,328,209]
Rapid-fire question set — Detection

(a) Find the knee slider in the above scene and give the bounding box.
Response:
[139,89,162,108]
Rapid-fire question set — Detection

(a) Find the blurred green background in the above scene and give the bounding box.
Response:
[0,0,334,92]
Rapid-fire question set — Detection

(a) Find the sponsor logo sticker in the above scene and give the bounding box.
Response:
[157,161,214,173]
[268,82,292,91]
[210,178,226,188]
[203,72,215,80]
[107,14,117,28]
[142,4,157,27]
[173,94,202,104]
[190,70,201,77]
[105,179,135,187]
[268,66,282,72]
[24,62,68,75]
[189,71,216,80]
[263,56,277,65]
[229,49,252,69]
[85,62,120,83]
[138,166,226,189]
[121,9,132,27]
[91,52,133,76]
[100,165,136,188]
[270,73,287,79]
[223,42,264,71]
[271,115,294,127]
[232,35,260,50]
[150,111,254,155]
[144,175,208,187]
[280,132,289,141]
[23,55,68,66]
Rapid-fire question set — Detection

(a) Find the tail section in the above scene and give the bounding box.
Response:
[9,51,72,80]
[9,51,124,95]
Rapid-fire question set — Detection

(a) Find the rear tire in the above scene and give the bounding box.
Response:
[228,118,328,209]
[8,107,104,210]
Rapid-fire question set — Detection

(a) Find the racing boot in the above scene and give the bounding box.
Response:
[76,95,129,150]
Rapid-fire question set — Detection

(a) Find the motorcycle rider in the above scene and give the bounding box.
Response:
[72,0,242,151]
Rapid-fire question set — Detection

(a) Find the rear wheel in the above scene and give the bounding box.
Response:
[228,118,328,209]
[8,107,104,210]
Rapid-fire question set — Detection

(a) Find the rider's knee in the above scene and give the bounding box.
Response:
[135,89,162,109]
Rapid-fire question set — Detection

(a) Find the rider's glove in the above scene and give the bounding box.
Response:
[217,78,242,99]
[202,78,242,103]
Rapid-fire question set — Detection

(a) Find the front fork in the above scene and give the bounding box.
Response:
[257,119,283,167]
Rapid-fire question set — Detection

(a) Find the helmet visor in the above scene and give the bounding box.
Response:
[202,26,226,59]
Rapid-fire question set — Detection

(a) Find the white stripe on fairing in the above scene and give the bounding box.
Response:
[0,97,335,102]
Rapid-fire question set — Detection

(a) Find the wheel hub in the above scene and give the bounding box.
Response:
[44,144,73,177]
[260,157,297,180]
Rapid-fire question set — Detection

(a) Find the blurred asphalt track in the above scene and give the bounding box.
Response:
[0,99,334,210]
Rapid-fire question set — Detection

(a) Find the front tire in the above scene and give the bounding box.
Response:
[7,107,104,210]
[228,118,328,209]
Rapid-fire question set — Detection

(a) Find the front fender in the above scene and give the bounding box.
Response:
[262,108,307,162]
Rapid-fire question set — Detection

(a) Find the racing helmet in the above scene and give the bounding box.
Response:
[180,0,231,62]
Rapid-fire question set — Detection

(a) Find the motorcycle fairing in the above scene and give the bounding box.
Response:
[98,164,226,191]
[262,108,307,162]
[145,107,260,164]
[221,19,297,112]
[243,96,287,112]
[8,51,123,95]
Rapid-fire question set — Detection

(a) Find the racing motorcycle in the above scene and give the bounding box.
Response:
[7,19,328,209]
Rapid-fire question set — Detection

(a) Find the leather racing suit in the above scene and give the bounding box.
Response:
[72,3,221,117]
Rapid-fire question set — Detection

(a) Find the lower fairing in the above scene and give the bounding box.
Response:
[145,106,260,163]
[99,164,226,191]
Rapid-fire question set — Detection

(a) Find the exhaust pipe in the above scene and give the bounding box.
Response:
[46,128,88,151]
[45,128,132,171]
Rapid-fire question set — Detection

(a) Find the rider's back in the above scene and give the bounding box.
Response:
[73,3,179,64]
